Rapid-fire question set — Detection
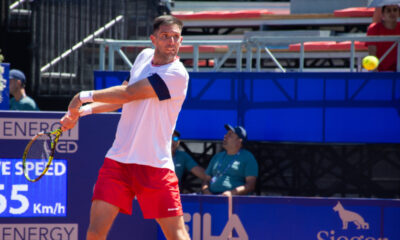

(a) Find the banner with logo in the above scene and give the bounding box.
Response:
[1,111,399,240]
[0,63,9,110]
[0,110,156,239]
[170,196,400,240]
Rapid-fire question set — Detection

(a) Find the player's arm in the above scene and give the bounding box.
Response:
[68,77,157,115]
[222,176,257,196]
[61,77,158,129]
[78,80,129,116]
[60,80,131,130]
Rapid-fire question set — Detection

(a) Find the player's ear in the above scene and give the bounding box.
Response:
[150,34,156,44]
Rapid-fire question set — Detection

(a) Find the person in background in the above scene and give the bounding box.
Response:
[202,124,258,196]
[366,4,400,71]
[9,69,39,110]
[172,130,209,186]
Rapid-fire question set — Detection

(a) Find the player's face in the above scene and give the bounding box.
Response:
[151,24,182,59]
[222,130,241,150]
[382,5,399,22]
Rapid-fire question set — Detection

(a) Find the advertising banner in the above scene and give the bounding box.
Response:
[1,111,399,240]
[0,63,9,111]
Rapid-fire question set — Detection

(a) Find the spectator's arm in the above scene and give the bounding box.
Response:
[372,7,382,23]
[222,176,257,196]
[190,166,210,182]
[201,177,212,195]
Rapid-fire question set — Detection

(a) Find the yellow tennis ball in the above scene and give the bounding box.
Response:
[362,56,379,71]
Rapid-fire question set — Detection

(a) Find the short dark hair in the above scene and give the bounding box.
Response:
[153,15,183,33]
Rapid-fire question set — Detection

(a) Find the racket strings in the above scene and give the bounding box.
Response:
[24,134,53,180]
[27,135,52,160]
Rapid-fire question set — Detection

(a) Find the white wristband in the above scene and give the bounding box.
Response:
[79,105,92,117]
[79,91,94,103]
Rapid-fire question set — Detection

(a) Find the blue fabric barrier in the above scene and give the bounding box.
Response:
[94,71,400,143]
[1,111,399,240]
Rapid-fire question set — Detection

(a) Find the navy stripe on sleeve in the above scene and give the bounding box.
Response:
[148,73,171,101]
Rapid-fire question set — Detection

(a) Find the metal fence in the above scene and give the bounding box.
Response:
[95,35,400,73]
[3,0,160,97]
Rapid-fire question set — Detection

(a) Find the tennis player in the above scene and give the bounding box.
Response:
[60,15,190,240]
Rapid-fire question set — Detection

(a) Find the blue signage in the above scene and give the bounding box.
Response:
[0,158,67,217]
[0,63,9,110]
[1,108,400,240]
[157,196,400,240]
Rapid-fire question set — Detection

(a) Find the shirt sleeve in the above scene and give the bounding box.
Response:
[244,151,259,177]
[183,152,198,171]
[153,65,188,101]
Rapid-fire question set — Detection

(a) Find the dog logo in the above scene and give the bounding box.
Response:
[333,201,369,230]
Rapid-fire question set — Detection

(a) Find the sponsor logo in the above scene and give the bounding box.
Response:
[0,118,79,154]
[0,224,78,240]
[316,201,388,240]
[184,212,248,240]
[168,207,180,211]
[333,201,369,230]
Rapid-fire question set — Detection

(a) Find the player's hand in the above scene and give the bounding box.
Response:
[67,93,82,116]
[60,112,79,131]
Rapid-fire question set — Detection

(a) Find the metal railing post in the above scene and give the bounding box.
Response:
[108,44,114,71]
[246,43,252,72]
[256,43,261,72]
[236,44,242,71]
[397,40,400,72]
[350,41,355,72]
[300,42,304,72]
[99,43,105,71]
[193,44,199,72]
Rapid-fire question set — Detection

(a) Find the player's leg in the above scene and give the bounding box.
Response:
[86,200,119,240]
[133,164,189,239]
[156,215,190,240]
[87,158,136,239]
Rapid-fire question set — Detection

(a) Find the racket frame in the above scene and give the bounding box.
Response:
[22,128,63,182]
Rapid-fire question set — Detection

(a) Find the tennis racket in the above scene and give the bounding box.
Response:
[22,128,63,182]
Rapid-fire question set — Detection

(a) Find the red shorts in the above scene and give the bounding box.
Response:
[92,158,183,219]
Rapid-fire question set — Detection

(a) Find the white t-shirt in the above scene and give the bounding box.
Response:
[106,48,189,171]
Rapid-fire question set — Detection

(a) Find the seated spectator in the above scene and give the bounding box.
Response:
[172,130,209,185]
[9,69,39,110]
[202,124,258,196]
[366,4,400,71]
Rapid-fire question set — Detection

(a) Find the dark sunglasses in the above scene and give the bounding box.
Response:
[172,136,179,142]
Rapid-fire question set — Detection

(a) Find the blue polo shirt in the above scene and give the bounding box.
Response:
[10,96,39,111]
[173,150,198,182]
